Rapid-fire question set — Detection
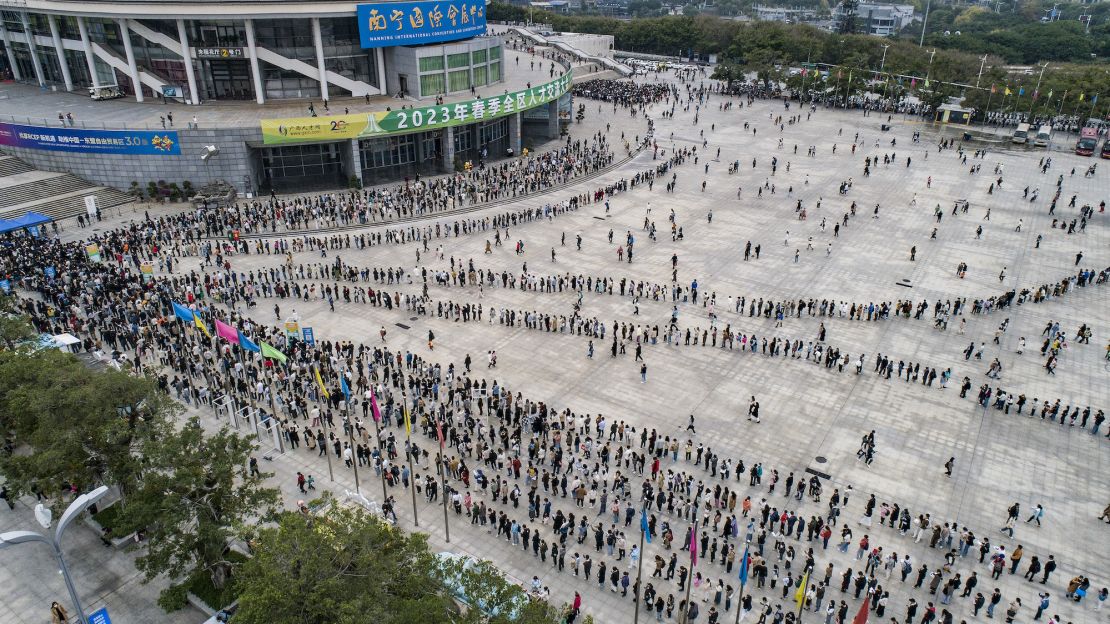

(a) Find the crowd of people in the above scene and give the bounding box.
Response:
[2,63,1106,624]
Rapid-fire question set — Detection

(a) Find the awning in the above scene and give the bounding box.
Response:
[0,211,51,235]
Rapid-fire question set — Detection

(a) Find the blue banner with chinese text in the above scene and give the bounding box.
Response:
[357,0,486,48]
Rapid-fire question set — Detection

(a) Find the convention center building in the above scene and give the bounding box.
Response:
[0,1,577,194]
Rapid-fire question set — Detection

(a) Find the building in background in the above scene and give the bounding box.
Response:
[0,1,580,194]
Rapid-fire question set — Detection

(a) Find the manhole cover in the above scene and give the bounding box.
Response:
[409,317,418,321]
[395,323,410,330]
[815,456,827,464]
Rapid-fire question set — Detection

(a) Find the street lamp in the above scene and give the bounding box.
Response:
[975,54,988,89]
[920,0,932,46]
[0,486,110,624]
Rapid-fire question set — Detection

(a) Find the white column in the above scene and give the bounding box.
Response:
[47,15,73,91]
[376,47,386,95]
[117,18,142,102]
[76,17,99,88]
[175,19,199,105]
[20,13,45,87]
[0,25,22,82]
[311,17,328,102]
[243,18,265,104]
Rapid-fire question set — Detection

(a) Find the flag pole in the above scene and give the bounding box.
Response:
[681,501,700,624]
[400,373,420,527]
[439,436,451,542]
[634,507,648,624]
[372,417,388,499]
[734,545,748,624]
[435,414,451,543]
[344,402,361,494]
[796,565,812,624]
[320,402,335,483]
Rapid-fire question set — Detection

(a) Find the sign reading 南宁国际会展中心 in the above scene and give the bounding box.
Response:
[260,72,571,145]
[0,122,180,155]
[357,0,486,48]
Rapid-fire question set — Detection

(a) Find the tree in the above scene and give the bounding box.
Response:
[838,0,859,34]
[117,417,279,605]
[0,345,176,507]
[447,557,586,624]
[234,505,455,624]
[0,294,35,350]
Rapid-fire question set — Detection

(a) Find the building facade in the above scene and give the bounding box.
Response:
[0,1,576,194]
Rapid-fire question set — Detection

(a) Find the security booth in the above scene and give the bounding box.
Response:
[935,105,972,125]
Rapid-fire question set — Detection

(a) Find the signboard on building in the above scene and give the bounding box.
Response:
[357,0,486,48]
[195,47,245,59]
[260,72,571,145]
[0,122,180,155]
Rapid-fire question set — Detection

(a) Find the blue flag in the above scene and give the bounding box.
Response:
[238,331,260,353]
[172,301,194,322]
[640,510,652,544]
[340,375,351,400]
[738,544,750,586]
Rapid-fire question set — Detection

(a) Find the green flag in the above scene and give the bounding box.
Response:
[261,341,287,364]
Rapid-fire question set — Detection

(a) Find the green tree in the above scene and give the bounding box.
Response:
[0,346,175,506]
[0,294,35,350]
[234,505,454,624]
[838,0,859,34]
[118,417,279,605]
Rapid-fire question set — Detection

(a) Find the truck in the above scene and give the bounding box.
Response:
[1033,124,1052,147]
[1076,127,1098,156]
[1012,123,1031,144]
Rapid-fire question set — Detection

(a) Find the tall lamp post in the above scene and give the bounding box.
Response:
[0,486,110,624]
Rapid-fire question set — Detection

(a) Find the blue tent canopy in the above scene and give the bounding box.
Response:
[0,211,51,235]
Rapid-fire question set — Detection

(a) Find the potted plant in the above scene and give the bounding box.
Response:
[146,181,158,200]
[169,183,182,202]
[182,180,195,198]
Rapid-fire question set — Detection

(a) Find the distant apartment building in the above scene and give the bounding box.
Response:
[835,2,917,35]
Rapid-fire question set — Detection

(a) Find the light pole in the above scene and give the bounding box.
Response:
[919,0,932,47]
[879,44,890,74]
[0,486,109,624]
[975,54,987,89]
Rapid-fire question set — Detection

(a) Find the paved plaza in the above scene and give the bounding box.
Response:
[6,70,1108,623]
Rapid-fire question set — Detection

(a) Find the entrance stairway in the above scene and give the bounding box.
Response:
[0,152,133,222]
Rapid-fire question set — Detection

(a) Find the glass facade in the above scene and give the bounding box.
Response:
[260,143,345,192]
[0,13,498,103]
[419,72,445,97]
[417,41,501,98]
[359,129,444,184]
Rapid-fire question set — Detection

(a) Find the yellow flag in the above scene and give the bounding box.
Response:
[403,405,412,436]
[1004,87,1012,96]
[1079,93,1086,102]
[194,314,212,338]
[314,366,330,399]
[795,568,810,612]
